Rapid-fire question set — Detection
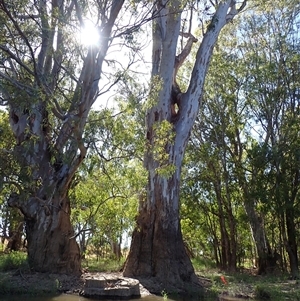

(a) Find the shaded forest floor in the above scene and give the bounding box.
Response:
[196,268,300,300]
[0,270,83,296]
[0,253,300,300]
[1,269,300,300]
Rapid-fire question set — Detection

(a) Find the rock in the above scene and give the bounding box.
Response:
[80,274,140,299]
[218,294,250,301]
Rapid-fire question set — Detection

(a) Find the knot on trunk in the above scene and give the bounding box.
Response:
[8,192,21,208]
[8,193,38,220]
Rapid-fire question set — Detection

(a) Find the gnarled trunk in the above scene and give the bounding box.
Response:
[124,162,197,292]
[9,189,81,274]
[26,202,80,274]
[1,0,124,274]
[7,103,83,274]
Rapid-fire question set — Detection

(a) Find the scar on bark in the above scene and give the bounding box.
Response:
[171,32,198,122]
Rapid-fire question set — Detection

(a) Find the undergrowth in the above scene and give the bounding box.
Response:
[0,252,300,300]
[0,251,28,272]
[81,256,126,272]
[191,256,300,301]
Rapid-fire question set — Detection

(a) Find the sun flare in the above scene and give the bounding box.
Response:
[77,21,100,46]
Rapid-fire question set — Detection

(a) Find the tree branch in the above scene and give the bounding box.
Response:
[0,71,34,95]
[174,32,198,79]
[0,45,34,76]
[0,0,37,75]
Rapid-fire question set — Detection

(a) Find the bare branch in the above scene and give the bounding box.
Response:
[226,0,247,23]
[73,0,84,27]
[0,45,34,76]
[15,14,39,20]
[0,71,34,95]
[237,0,248,13]
[174,32,198,80]
[0,0,37,75]
[36,0,50,76]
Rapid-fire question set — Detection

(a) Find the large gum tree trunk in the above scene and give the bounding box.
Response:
[1,0,124,274]
[124,159,197,290]
[9,192,81,273]
[7,121,84,273]
[124,0,246,292]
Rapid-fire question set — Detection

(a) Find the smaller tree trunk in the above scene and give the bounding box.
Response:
[243,191,273,274]
[79,232,86,259]
[284,209,299,279]
[5,207,24,252]
[7,221,23,252]
[111,241,122,260]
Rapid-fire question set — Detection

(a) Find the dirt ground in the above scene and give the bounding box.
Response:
[0,270,85,295]
[0,270,211,297]
[0,270,175,297]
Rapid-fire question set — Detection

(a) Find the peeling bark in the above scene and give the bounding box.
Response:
[124,0,247,291]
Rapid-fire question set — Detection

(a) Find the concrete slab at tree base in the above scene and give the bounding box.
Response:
[80,274,141,299]
[218,294,250,301]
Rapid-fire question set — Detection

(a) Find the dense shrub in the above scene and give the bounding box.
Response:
[0,251,28,271]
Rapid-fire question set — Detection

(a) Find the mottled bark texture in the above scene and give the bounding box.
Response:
[124,171,199,292]
[124,0,247,292]
[1,0,124,273]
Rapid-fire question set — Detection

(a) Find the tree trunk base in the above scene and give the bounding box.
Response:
[123,209,202,295]
[26,210,81,275]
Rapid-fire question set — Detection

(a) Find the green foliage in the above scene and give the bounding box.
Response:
[71,102,145,258]
[71,165,137,256]
[161,289,168,300]
[0,251,28,271]
[144,75,163,110]
[0,111,19,191]
[82,257,126,273]
[180,0,300,275]
[255,285,272,300]
[152,120,176,177]
[192,257,217,272]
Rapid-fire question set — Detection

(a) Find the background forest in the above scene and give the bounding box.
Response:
[0,0,300,286]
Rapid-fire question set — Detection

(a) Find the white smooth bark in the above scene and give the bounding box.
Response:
[125,0,247,289]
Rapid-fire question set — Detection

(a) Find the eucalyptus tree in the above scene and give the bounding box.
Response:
[123,0,247,291]
[240,1,300,277]
[184,0,300,276]
[0,0,151,273]
[182,41,250,271]
[198,0,300,276]
[0,110,24,250]
[199,45,276,273]
[71,98,146,259]
[72,166,138,259]
[193,28,273,274]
